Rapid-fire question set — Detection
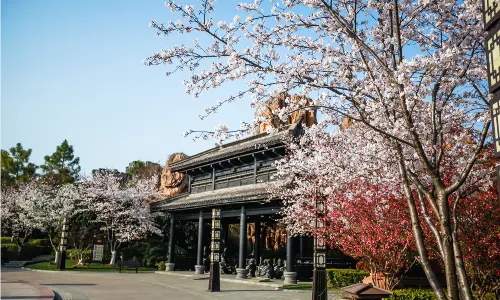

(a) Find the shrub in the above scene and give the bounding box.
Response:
[326,268,369,286]
[1,237,14,245]
[156,261,166,271]
[0,245,51,261]
[389,288,437,300]
[66,249,92,262]
[28,239,51,247]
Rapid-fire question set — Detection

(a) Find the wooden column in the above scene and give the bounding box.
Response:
[195,210,204,274]
[236,205,248,279]
[254,220,261,265]
[166,214,175,271]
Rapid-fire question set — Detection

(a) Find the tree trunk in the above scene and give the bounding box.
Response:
[54,251,61,264]
[437,193,460,300]
[396,152,447,300]
[110,250,117,265]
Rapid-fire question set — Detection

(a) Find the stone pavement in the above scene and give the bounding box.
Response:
[1,279,55,300]
[1,267,343,300]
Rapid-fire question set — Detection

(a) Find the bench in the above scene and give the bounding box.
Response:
[117,260,140,273]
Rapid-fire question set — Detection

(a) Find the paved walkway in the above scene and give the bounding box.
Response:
[1,268,342,300]
[1,279,55,300]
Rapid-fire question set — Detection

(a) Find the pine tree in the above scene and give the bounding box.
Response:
[41,140,81,184]
[1,143,38,188]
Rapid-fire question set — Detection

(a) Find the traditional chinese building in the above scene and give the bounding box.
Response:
[150,95,355,283]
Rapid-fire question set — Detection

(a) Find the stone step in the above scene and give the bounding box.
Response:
[3,261,29,268]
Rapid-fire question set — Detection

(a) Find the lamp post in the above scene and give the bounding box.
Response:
[56,217,69,270]
[208,208,221,292]
[312,187,327,300]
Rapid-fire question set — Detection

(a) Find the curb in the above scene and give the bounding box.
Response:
[155,271,283,288]
[22,267,65,273]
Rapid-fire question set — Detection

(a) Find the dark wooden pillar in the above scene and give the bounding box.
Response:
[286,231,293,272]
[299,236,304,258]
[222,219,229,250]
[283,229,298,284]
[236,205,248,279]
[166,214,175,271]
[254,220,261,265]
[195,210,204,274]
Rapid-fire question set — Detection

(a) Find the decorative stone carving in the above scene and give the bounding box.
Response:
[246,258,256,278]
[255,94,317,134]
[274,258,285,280]
[160,153,189,198]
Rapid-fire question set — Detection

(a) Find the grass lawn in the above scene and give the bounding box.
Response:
[25,259,155,272]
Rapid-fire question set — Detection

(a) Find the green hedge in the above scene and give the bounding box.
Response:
[326,268,369,286]
[1,237,51,247]
[1,244,52,261]
[389,288,437,300]
[1,237,13,244]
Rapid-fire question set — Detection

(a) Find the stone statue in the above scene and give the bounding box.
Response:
[257,259,276,279]
[246,258,256,278]
[274,258,285,280]
[254,94,317,134]
[160,153,189,198]
[256,260,269,278]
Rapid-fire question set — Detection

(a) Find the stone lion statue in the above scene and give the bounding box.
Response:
[160,152,189,198]
[255,94,317,134]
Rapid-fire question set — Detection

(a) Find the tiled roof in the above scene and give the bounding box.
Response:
[150,183,270,211]
[169,123,301,172]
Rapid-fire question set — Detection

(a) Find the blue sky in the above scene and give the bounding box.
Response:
[1,0,254,175]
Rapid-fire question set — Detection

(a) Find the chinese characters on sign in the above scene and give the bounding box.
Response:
[92,244,104,261]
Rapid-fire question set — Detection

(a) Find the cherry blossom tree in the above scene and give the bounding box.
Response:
[16,181,81,262]
[146,1,491,298]
[1,187,34,253]
[82,171,162,265]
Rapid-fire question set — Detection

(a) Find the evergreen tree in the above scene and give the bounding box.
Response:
[126,160,146,177]
[41,140,81,184]
[1,143,38,187]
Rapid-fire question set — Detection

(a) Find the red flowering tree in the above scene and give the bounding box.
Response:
[321,182,416,290]
[456,186,500,299]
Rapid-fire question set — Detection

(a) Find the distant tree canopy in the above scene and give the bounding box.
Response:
[41,140,81,185]
[126,160,146,177]
[1,143,38,188]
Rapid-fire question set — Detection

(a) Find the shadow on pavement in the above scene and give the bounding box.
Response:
[40,283,96,286]
[2,296,54,299]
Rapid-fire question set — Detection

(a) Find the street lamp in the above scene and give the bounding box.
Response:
[208,208,221,292]
[312,187,327,300]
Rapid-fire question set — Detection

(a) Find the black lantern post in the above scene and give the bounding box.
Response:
[56,217,69,270]
[312,187,327,300]
[208,208,221,292]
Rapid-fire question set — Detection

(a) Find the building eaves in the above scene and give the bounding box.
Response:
[150,182,270,211]
[169,123,300,172]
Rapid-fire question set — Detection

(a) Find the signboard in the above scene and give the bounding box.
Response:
[92,244,104,261]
